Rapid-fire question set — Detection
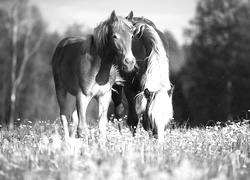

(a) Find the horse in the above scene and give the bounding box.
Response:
[52,11,136,139]
[112,17,173,142]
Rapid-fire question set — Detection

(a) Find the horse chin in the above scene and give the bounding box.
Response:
[122,64,135,73]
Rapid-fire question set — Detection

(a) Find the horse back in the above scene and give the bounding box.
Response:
[52,37,86,95]
[52,37,86,69]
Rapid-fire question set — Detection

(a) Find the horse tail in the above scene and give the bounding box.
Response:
[51,40,64,77]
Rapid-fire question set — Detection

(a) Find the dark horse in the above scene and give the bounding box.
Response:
[52,11,136,139]
[112,17,173,142]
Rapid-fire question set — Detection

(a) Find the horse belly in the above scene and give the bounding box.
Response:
[62,77,77,96]
[59,58,78,96]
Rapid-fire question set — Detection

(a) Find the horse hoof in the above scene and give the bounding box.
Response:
[77,127,89,139]
[76,133,84,138]
[115,103,125,118]
[129,126,137,136]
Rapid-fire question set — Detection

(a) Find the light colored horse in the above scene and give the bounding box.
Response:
[52,11,136,139]
[112,17,173,143]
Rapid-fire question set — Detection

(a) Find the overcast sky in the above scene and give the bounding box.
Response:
[30,0,197,45]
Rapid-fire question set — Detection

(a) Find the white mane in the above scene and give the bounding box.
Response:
[141,25,171,92]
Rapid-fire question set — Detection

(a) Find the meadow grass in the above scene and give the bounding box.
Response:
[0,118,249,180]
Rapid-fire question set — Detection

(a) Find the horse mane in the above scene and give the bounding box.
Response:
[93,15,133,51]
[138,25,173,133]
[133,17,169,56]
[141,24,171,92]
[132,17,157,29]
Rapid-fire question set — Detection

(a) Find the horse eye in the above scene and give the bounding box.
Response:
[144,89,151,99]
[112,34,118,39]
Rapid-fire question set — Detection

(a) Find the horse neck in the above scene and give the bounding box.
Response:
[141,35,153,57]
[140,27,171,91]
[96,44,116,85]
[141,27,163,56]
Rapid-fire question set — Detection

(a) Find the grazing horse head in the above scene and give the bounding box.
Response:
[94,11,136,72]
[133,23,173,142]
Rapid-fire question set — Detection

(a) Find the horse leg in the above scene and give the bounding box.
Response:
[124,86,139,133]
[56,88,69,139]
[97,91,112,138]
[70,109,78,138]
[111,84,124,119]
[76,92,90,138]
[153,115,164,144]
[156,121,164,144]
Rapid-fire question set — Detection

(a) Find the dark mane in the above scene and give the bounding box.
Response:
[132,17,157,29]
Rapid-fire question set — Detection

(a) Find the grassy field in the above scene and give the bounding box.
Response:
[0,118,249,180]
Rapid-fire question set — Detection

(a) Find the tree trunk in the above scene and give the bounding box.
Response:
[9,7,18,130]
[8,5,44,129]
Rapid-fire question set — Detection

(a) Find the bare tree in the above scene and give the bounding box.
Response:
[1,0,44,129]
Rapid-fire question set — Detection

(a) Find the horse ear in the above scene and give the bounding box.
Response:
[110,10,117,21]
[133,23,145,39]
[126,11,133,21]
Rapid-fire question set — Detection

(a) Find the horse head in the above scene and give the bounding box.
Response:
[94,11,136,72]
[135,85,174,133]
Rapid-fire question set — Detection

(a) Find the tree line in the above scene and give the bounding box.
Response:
[0,0,250,128]
[173,0,250,126]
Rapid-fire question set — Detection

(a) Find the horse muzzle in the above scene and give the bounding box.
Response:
[122,57,136,72]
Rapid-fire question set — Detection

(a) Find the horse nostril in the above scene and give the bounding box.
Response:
[124,58,133,66]
[144,88,151,99]
[124,58,129,64]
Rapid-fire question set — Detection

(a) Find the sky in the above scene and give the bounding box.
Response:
[29,0,197,45]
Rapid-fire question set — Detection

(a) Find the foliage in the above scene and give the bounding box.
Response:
[164,31,184,74]
[0,120,250,180]
[17,32,61,122]
[177,0,250,126]
[0,0,46,126]
[64,23,90,37]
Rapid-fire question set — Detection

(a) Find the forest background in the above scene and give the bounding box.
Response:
[1,0,250,128]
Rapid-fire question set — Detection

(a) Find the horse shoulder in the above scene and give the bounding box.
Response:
[79,34,100,70]
[77,35,104,95]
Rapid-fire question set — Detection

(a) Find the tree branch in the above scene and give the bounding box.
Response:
[15,28,44,86]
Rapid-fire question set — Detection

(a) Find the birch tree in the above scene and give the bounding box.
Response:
[0,0,44,129]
